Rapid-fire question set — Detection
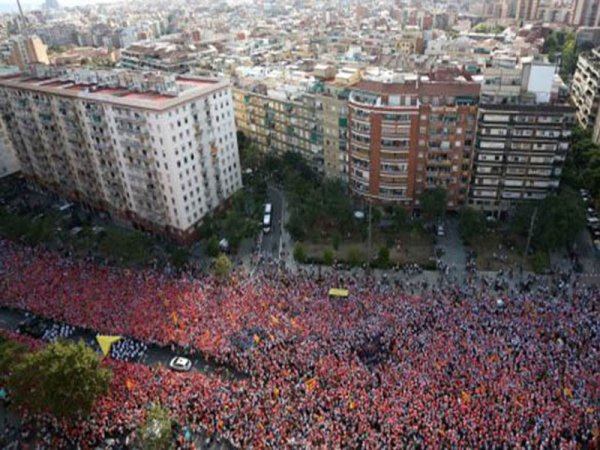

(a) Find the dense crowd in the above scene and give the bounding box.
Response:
[0,239,599,448]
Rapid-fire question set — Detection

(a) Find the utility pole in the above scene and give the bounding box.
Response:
[522,206,538,270]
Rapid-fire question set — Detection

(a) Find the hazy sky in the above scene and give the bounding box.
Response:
[0,0,111,13]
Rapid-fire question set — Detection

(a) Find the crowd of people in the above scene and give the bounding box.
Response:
[0,239,599,448]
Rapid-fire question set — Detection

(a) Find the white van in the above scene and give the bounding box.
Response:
[263,214,271,233]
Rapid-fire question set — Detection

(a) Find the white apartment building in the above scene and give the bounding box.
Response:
[571,48,600,142]
[0,118,20,178]
[0,66,242,241]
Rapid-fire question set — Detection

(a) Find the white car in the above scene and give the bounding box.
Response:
[437,224,445,236]
[169,356,192,372]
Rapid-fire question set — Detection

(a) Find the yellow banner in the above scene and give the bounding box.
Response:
[328,288,349,297]
[96,335,121,356]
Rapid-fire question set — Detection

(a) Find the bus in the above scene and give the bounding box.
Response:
[263,214,271,233]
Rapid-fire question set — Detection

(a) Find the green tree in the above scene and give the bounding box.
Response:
[419,187,447,221]
[0,337,26,380]
[376,246,391,269]
[534,189,586,250]
[391,205,409,232]
[214,253,232,280]
[205,236,220,258]
[7,341,112,419]
[347,246,363,267]
[322,248,334,266]
[137,403,173,450]
[458,207,486,243]
[293,242,307,263]
[169,247,190,270]
[239,143,262,170]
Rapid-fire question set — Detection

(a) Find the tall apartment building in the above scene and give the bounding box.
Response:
[515,0,540,20]
[571,49,600,142]
[0,67,242,241]
[347,75,480,209]
[0,118,19,178]
[571,0,600,27]
[233,84,324,173]
[314,82,350,181]
[8,36,49,70]
[470,105,574,212]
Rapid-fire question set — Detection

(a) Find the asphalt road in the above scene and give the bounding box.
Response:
[260,186,284,258]
[0,306,242,381]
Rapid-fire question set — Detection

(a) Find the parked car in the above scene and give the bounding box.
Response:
[169,356,192,372]
[437,224,445,237]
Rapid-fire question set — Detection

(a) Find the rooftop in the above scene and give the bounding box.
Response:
[0,68,228,111]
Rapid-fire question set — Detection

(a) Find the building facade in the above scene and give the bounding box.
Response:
[233,85,324,173]
[470,105,574,212]
[571,0,600,27]
[347,78,479,209]
[8,36,49,70]
[571,49,600,142]
[0,67,242,241]
[0,117,19,178]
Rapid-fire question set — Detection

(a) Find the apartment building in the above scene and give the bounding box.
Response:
[233,83,324,172]
[571,0,600,27]
[120,41,197,74]
[0,118,19,178]
[470,105,574,212]
[347,75,480,209]
[0,66,241,241]
[515,0,540,20]
[8,35,49,70]
[314,82,350,181]
[572,49,600,142]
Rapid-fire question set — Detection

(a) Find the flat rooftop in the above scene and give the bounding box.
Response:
[0,72,229,111]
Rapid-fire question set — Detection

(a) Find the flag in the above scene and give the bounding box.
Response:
[461,391,471,404]
[96,335,121,356]
[126,379,135,390]
[305,377,318,393]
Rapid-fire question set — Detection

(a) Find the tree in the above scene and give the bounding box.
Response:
[391,205,409,232]
[214,253,232,280]
[293,242,307,263]
[322,248,334,266]
[347,246,363,267]
[458,207,486,243]
[169,247,190,270]
[419,188,447,221]
[534,189,586,251]
[137,403,173,450]
[205,236,220,258]
[376,246,391,269]
[0,337,26,380]
[7,340,112,419]
[239,143,262,170]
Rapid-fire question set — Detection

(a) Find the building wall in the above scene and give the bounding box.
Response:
[0,76,241,240]
[233,87,324,173]
[571,50,600,142]
[347,81,479,209]
[470,105,575,212]
[0,117,20,178]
